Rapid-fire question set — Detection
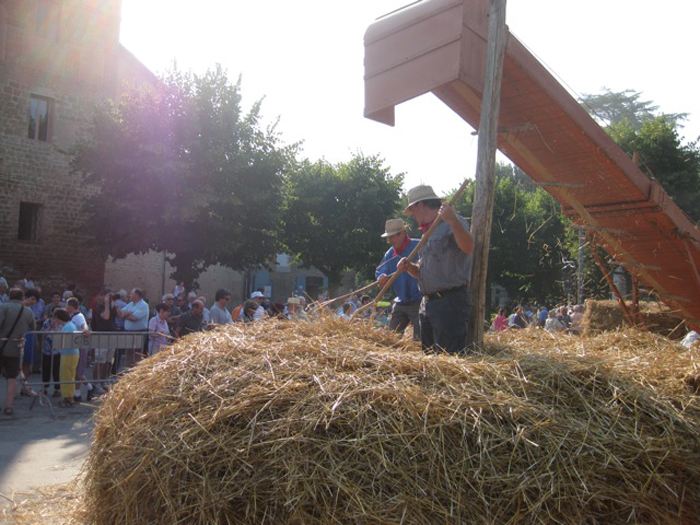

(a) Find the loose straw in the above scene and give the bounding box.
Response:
[353,179,473,319]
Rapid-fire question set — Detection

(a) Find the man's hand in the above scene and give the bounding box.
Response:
[438,201,459,227]
[398,257,420,278]
[377,273,389,287]
[439,201,474,255]
[397,258,407,274]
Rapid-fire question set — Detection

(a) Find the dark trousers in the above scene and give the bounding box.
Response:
[389,301,420,340]
[111,327,125,374]
[419,287,471,355]
[42,353,61,390]
[111,349,123,375]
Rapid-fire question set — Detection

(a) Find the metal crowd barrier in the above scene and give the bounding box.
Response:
[22,330,152,418]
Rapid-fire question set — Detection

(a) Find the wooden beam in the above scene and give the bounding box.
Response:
[631,278,646,328]
[468,0,508,350]
[589,240,636,327]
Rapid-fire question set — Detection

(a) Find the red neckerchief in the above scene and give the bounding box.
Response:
[393,235,411,256]
[419,219,435,232]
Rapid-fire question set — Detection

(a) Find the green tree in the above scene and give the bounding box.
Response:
[282,154,404,289]
[608,116,700,222]
[454,164,569,305]
[577,89,700,297]
[580,87,686,129]
[72,65,296,286]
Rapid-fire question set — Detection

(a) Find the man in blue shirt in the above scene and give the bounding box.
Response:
[116,288,149,366]
[376,219,422,340]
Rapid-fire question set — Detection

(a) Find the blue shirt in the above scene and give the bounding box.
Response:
[123,299,149,331]
[59,321,79,355]
[376,238,422,304]
[114,299,126,329]
[30,299,45,321]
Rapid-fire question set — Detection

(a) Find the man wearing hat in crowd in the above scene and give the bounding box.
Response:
[285,297,307,320]
[249,291,268,319]
[376,218,421,340]
[398,185,474,354]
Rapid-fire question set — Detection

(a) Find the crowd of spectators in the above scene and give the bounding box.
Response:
[0,268,606,416]
[490,303,585,334]
[0,271,331,415]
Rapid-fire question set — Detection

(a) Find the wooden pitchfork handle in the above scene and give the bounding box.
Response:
[313,279,382,311]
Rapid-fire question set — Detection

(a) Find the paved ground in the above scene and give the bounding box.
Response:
[0,375,97,511]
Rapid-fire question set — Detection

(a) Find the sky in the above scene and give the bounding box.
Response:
[119,1,700,195]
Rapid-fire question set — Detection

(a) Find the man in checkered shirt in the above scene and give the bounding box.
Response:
[398,185,474,354]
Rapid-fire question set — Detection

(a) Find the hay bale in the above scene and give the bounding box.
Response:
[82,318,700,524]
[583,300,685,338]
[582,299,626,333]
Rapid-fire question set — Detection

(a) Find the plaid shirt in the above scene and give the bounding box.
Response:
[417,215,472,295]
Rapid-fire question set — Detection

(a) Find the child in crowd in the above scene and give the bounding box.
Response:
[492,308,508,332]
[53,308,78,408]
[66,297,93,402]
[148,303,171,356]
[569,305,584,334]
[374,306,389,327]
[336,303,353,321]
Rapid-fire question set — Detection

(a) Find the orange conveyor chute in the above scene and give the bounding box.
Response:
[364,0,700,329]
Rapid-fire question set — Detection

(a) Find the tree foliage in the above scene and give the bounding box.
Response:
[608,116,700,222]
[72,66,296,286]
[282,154,404,288]
[580,87,687,129]
[454,164,570,304]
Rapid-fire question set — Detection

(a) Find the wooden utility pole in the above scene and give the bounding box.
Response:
[468,0,508,349]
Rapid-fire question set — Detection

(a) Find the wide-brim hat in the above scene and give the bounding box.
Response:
[403,185,441,215]
[287,297,300,305]
[381,218,407,238]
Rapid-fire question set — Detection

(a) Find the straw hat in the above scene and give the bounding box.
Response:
[287,297,300,305]
[380,218,407,238]
[403,185,441,215]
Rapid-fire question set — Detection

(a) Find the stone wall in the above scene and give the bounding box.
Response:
[104,252,350,309]
[104,252,246,307]
[0,1,345,308]
[0,0,153,298]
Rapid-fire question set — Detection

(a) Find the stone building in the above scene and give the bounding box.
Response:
[0,0,348,306]
[0,0,155,294]
[104,250,346,308]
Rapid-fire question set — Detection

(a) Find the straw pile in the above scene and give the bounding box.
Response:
[582,299,685,338]
[3,484,80,525]
[81,318,700,524]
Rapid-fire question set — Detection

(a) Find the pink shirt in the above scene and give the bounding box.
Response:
[493,314,508,332]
